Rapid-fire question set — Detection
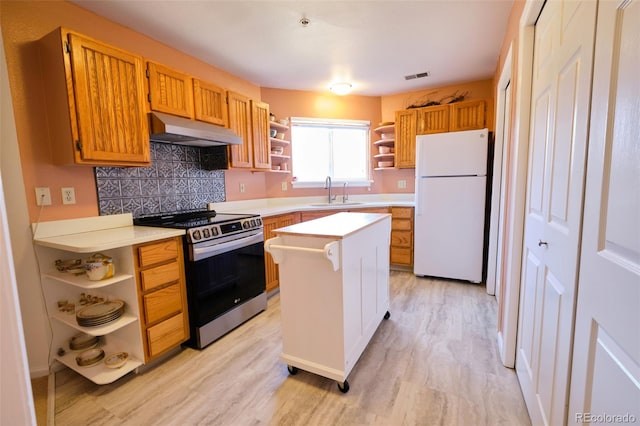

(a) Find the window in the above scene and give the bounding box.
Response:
[290,117,371,188]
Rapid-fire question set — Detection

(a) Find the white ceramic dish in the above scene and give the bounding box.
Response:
[76,348,105,367]
[104,351,129,369]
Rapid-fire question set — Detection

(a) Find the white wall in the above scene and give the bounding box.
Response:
[0,25,51,377]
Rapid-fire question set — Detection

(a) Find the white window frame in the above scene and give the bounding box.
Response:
[289,117,372,189]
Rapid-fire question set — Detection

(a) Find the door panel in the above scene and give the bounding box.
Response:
[516,1,597,424]
[569,0,640,421]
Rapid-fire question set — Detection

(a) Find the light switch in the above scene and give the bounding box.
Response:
[281,182,287,191]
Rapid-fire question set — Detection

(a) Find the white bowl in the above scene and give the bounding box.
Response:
[378,160,394,168]
[378,146,391,154]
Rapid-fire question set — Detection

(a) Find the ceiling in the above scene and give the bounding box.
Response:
[71,0,514,96]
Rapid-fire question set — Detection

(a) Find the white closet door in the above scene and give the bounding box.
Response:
[568,1,640,423]
[515,1,597,424]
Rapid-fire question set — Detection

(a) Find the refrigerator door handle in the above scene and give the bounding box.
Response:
[415,179,422,217]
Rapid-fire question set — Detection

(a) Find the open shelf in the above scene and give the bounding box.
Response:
[269,121,289,132]
[374,153,395,159]
[55,343,142,385]
[44,270,133,289]
[374,139,395,146]
[270,137,290,146]
[52,310,138,336]
[270,154,290,160]
[374,124,395,134]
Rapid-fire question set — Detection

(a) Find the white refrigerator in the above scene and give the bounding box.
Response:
[414,128,488,283]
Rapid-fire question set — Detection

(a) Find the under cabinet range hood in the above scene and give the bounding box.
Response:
[149,112,242,147]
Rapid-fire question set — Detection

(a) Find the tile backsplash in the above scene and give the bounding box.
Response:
[96,142,227,217]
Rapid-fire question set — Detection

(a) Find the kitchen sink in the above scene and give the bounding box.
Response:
[309,202,363,207]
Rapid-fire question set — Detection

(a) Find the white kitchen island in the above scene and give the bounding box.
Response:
[264,212,392,392]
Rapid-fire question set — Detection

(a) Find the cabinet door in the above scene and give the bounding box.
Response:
[67,33,150,165]
[193,79,228,126]
[449,99,486,131]
[147,61,194,119]
[395,109,417,168]
[251,100,272,170]
[391,207,414,267]
[227,91,253,168]
[416,105,449,134]
[262,216,280,292]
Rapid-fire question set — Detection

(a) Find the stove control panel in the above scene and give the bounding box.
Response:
[187,216,262,244]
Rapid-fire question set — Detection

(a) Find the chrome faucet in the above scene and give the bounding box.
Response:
[324,176,336,204]
[342,182,349,203]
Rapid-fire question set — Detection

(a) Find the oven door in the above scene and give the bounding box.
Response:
[185,231,265,327]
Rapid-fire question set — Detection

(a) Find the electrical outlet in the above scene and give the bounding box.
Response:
[398,180,407,189]
[35,187,51,206]
[61,187,76,205]
[281,182,287,191]
[239,183,246,193]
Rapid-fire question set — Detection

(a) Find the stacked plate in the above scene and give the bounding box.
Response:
[69,332,99,351]
[76,300,125,327]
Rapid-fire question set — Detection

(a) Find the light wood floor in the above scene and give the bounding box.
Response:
[54,271,531,425]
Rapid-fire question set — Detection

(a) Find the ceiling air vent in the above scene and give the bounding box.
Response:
[404,71,430,81]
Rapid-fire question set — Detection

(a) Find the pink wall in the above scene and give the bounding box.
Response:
[0,0,260,222]
[381,79,496,131]
[259,87,416,199]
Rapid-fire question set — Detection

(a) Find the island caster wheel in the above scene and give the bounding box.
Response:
[287,365,298,375]
[337,380,350,393]
[384,311,391,320]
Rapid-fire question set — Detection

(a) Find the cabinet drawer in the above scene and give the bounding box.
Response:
[391,207,413,219]
[143,283,182,325]
[140,261,180,291]
[391,230,413,248]
[392,219,412,231]
[138,239,179,268]
[147,312,186,357]
[391,247,413,266]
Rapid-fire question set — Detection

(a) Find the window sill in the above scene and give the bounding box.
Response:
[291,180,372,189]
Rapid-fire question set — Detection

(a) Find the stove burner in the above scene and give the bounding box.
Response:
[134,210,262,244]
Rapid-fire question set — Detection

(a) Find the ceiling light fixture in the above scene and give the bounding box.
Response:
[329,82,352,96]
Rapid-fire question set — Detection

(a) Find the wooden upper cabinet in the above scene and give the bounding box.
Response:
[227,91,253,168]
[449,99,486,131]
[39,28,150,166]
[147,61,194,119]
[227,92,271,170]
[251,100,271,170]
[395,109,417,168]
[416,105,449,134]
[193,79,228,126]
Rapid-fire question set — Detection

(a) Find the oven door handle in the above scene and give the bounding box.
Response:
[192,231,264,261]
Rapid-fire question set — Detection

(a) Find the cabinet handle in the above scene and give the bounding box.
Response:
[538,240,548,247]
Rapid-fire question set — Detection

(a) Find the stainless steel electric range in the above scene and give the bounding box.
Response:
[135,210,266,349]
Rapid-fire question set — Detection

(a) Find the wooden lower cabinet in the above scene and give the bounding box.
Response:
[390,207,414,267]
[133,237,189,362]
[299,209,347,222]
[263,213,300,292]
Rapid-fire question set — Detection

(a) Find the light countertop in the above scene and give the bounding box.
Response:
[206,194,414,218]
[32,213,184,253]
[273,211,391,239]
